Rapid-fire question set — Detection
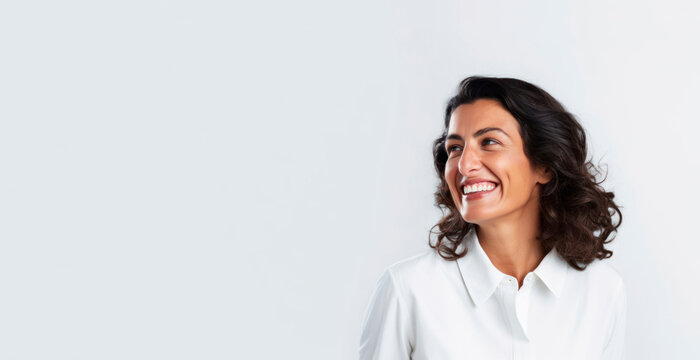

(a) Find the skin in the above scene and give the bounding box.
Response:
[444,99,552,288]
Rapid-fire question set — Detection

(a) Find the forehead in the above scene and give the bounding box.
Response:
[447,99,519,133]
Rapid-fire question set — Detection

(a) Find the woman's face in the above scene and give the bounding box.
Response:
[444,99,551,225]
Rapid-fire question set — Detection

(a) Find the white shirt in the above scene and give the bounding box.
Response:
[359,231,626,359]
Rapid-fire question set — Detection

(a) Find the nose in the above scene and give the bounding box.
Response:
[458,145,481,175]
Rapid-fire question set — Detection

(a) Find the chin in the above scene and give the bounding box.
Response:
[461,209,493,225]
[461,211,481,224]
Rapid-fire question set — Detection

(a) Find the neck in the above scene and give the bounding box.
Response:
[475,192,545,288]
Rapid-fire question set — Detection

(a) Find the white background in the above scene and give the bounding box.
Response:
[1,0,698,359]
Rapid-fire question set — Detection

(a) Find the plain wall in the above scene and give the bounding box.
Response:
[1,0,698,359]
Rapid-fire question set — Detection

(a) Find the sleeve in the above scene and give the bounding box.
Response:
[358,268,413,360]
[601,278,627,360]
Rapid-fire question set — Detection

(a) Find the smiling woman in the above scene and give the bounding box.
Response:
[431,77,621,270]
[442,99,553,236]
[359,76,626,359]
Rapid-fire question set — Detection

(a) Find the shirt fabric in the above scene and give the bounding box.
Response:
[359,230,626,360]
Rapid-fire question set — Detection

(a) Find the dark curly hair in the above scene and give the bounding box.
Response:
[429,76,622,270]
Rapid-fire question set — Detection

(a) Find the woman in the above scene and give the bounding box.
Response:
[359,76,625,359]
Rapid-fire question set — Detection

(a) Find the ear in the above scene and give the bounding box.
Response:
[536,166,553,185]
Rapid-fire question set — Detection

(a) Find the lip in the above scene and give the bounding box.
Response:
[459,178,499,201]
[460,178,499,189]
[462,184,498,201]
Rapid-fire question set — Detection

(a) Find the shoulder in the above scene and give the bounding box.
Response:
[578,259,627,347]
[381,249,448,291]
[384,249,445,277]
[581,259,624,288]
[568,258,626,302]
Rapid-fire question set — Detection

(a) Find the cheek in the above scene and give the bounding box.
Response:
[487,157,523,197]
[444,158,455,177]
[503,162,537,194]
[444,161,459,193]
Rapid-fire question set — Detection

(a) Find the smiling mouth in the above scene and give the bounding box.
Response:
[461,182,498,196]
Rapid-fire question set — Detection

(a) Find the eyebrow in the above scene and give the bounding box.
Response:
[445,127,511,142]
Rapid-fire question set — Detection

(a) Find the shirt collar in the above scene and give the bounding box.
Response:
[456,230,569,306]
[455,231,506,307]
[532,245,569,297]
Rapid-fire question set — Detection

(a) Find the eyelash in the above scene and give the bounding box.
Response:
[447,138,499,153]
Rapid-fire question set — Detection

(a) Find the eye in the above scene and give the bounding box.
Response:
[482,138,499,146]
[446,145,462,155]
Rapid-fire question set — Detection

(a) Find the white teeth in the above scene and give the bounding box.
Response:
[462,182,496,195]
